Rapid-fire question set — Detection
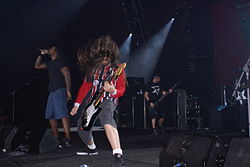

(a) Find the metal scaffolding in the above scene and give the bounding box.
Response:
[120,0,149,52]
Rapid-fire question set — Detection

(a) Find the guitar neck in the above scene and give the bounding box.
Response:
[155,92,170,104]
[154,81,180,106]
[94,74,117,106]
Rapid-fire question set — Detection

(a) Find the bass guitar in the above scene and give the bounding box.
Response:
[149,81,181,110]
[78,63,126,131]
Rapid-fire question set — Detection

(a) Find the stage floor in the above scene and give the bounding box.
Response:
[0,128,247,167]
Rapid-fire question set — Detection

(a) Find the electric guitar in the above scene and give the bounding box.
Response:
[78,63,126,131]
[148,81,181,111]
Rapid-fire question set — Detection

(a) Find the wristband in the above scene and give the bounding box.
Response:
[74,103,80,107]
[111,89,117,95]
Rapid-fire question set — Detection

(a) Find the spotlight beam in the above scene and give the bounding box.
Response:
[119,34,132,63]
[129,19,174,83]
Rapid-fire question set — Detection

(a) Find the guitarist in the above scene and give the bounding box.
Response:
[70,36,126,167]
[144,74,172,135]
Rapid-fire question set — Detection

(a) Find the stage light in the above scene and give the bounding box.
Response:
[119,34,132,63]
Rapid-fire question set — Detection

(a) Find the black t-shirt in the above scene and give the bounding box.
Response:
[46,58,67,91]
[145,82,165,102]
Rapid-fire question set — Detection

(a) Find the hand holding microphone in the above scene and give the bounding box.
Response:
[38,49,48,55]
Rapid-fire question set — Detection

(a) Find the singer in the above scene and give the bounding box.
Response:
[34,44,72,148]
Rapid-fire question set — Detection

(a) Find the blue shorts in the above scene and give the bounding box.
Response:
[45,88,69,119]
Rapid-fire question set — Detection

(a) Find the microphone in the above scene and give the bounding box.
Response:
[37,49,48,54]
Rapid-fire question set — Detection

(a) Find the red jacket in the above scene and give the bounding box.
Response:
[74,66,126,106]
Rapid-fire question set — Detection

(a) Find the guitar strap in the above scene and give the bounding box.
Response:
[94,65,112,102]
[101,66,116,101]
[97,64,113,88]
[97,65,105,89]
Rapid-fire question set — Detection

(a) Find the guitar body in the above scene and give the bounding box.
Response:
[80,99,102,131]
[147,101,160,112]
[147,92,170,112]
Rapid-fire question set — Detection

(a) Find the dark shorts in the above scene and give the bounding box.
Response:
[148,107,165,119]
[98,99,117,128]
[45,88,69,119]
[77,99,117,144]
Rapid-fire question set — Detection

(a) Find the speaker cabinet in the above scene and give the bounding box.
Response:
[4,126,19,152]
[117,95,133,128]
[209,106,238,130]
[0,125,18,152]
[203,136,228,167]
[159,135,212,167]
[224,138,250,167]
[10,126,58,153]
[133,94,145,129]
[118,77,145,129]
[37,128,58,153]
[176,89,187,129]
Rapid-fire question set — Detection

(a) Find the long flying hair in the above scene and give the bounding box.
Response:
[77,36,120,75]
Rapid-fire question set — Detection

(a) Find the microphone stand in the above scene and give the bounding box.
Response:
[10,76,38,125]
[245,64,250,138]
[232,56,250,137]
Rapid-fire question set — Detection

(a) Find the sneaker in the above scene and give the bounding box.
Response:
[76,147,98,156]
[58,138,72,148]
[111,153,126,167]
[152,129,158,136]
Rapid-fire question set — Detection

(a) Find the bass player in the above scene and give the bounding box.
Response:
[144,74,172,135]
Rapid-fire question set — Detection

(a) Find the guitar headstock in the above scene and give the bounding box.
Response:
[115,63,126,76]
[171,81,181,89]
